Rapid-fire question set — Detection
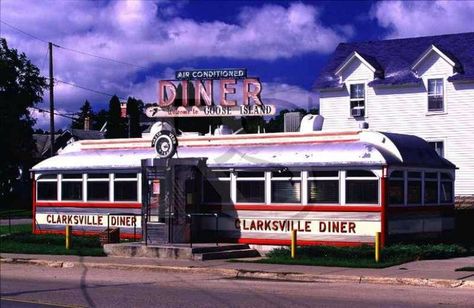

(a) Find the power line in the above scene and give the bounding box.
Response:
[1,20,146,69]
[55,45,147,69]
[31,107,79,120]
[55,78,127,100]
[0,20,49,44]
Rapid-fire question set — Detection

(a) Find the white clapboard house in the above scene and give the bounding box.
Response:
[315,32,474,202]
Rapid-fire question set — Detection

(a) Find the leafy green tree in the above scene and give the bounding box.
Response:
[71,100,94,129]
[0,38,47,205]
[105,95,126,138]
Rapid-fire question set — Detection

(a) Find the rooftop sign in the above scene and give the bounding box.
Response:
[175,68,247,80]
[145,68,276,118]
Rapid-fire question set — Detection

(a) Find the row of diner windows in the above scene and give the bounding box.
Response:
[36,173,140,202]
[203,170,454,206]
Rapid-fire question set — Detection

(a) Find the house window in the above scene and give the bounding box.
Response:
[350,84,365,117]
[271,171,301,204]
[236,171,265,203]
[427,79,444,111]
[203,171,231,204]
[428,141,444,157]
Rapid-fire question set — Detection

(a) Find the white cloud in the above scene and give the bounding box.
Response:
[371,0,474,38]
[2,0,335,128]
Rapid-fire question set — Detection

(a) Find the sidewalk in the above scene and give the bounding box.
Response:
[1,253,473,289]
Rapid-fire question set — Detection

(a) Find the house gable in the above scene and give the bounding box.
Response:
[335,52,380,83]
[412,45,459,77]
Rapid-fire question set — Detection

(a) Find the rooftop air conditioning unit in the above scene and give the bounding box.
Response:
[351,107,364,117]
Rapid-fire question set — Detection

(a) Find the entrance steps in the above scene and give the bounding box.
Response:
[104,243,260,260]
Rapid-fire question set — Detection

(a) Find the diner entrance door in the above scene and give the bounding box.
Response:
[141,157,206,244]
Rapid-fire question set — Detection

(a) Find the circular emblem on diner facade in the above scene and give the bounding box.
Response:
[152,130,178,158]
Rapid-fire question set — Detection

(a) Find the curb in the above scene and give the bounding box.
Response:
[1,257,473,289]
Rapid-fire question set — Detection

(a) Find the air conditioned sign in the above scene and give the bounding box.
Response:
[145,68,276,118]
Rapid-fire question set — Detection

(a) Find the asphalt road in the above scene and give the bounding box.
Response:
[1,263,473,307]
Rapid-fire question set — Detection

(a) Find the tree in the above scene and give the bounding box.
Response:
[105,95,125,138]
[72,100,94,129]
[126,97,144,138]
[0,38,47,205]
[93,108,108,131]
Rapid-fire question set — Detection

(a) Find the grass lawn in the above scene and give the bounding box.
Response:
[0,224,105,256]
[0,223,31,235]
[0,208,32,219]
[250,244,472,268]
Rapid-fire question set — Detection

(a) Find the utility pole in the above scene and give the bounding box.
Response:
[49,42,55,157]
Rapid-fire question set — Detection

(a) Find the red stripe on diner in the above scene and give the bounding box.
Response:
[186,138,359,148]
[84,138,359,151]
[34,229,141,239]
[35,202,141,208]
[230,204,381,212]
[231,238,369,247]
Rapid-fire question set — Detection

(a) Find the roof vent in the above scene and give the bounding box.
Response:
[359,122,369,129]
[284,112,303,132]
[300,114,324,132]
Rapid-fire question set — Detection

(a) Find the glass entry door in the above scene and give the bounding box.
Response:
[148,179,162,222]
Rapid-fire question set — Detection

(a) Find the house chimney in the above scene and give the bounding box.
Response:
[84,116,90,131]
[120,102,127,118]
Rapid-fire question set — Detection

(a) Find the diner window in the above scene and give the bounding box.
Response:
[114,173,138,201]
[346,170,378,204]
[236,171,265,203]
[440,173,454,203]
[424,172,438,204]
[388,171,404,205]
[428,78,444,112]
[350,84,365,117]
[407,172,422,205]
[61,173,82,201]
[87,173,109,201]
[271,171,301,204]
[203,171,231,203]
[307,171,339,203]
[37,174,58,201]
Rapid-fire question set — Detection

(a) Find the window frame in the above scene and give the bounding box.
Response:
[307,170,339,204]
[202,170,232,205]
[113,172,139,202]
[61,173,83,201]
[235,171,266,204]
[345,170,379,205]
[36,174,59,201]
[349,83,366,118]
[86,173,110,202]
[270,171,302,204]
[427,78,445,113]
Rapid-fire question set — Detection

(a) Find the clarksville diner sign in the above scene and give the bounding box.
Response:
[145,68,276,118]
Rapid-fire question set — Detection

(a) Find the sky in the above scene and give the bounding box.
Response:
[1,0,474,129]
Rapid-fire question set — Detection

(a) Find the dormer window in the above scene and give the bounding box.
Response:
[350,83,365,117]
[427,78,444,112]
